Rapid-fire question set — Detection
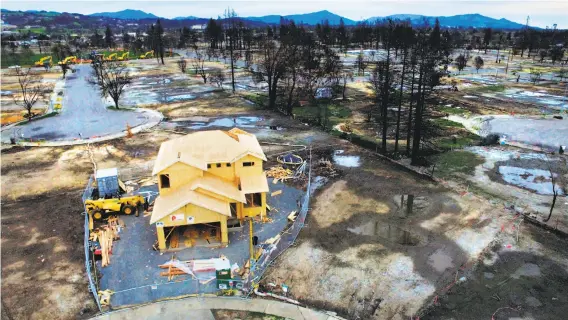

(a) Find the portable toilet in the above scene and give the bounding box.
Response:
[96,168,119,198]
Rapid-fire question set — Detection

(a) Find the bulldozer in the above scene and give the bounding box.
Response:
[34,56,52,67]
[139,50,154,59]
[85,168,146,224]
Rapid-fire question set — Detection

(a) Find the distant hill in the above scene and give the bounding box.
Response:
[247,10,357,26]
[367,13,528,29]
[89,9,158,20]
[173,16,201,20]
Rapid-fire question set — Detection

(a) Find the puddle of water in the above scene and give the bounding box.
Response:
[394,195,430,217]
[458,75,501,85]
[186,116,263,129]
[463,95,478,99]
[348,220,420,246]
[121,91,159,106]
[332,150,361,167]
[166,94,196,102]
[501,89,568,110]
[310,176,329,194]
[498,165,564,195]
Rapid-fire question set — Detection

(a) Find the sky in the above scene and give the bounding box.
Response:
[2,0,568,28]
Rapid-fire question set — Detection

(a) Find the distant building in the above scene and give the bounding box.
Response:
[1,20,17,31]
[315,87,333,99]
[191,24,207,31]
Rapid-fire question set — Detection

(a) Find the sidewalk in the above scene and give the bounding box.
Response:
[92,297,344,320]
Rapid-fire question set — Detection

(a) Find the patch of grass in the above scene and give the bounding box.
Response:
[436,132,480,150]
[430,150,484,177]
[433,118,465,128]
[438,106,469,116]
[471,84,506,93]
[292,103,351,126]
[241,92,268,108]
[17,27,46,34]
[16,111,58,125]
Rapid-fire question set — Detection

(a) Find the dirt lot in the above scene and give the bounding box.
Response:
[0,131,177,319]
[260,143,568,319]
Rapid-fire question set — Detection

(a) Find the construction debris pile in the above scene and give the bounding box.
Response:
[89,216,124,267]
[314,158,339,178]
[159,256,247,290]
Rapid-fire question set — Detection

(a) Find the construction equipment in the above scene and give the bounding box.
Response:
[58,56,77,65]
[104,52,118,61]
[117,52,129,61]
[139,50,154,59]
[85,168,146,223]
[34,56,52,67]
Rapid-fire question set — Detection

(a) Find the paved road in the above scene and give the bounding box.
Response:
[2,64,154,143]
[486,116,568,150]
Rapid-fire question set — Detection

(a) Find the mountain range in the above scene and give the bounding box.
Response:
[1,8,536,30]
[366,13,527,29]
[89,9,158,20]
[247,10,357,26]
[85,9,530,29]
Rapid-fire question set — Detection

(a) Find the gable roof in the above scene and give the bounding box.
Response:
[191,174,246,203]
[240,172,270,194]
[152,128,267,175]
[150,183,231,224]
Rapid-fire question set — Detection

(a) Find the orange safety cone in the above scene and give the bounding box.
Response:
[126,124,133,138]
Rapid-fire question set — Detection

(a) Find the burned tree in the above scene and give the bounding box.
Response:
[250,37,288,110]
[177,58,187,73]
[191,49,209,83]
[93,61,132,109]
[210,70,226,89]
[474,56,484,73]
[13,68,45,120]
[455,54,467,74]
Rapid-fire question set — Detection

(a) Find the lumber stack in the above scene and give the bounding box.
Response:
[89,216,123,267]
[266,166,294,183]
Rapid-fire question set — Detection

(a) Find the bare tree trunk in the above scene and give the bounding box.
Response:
[410,62,425,165]
[394,47,407,154]
[406,65,416,156]
[406,194,414,215]
[544,191,557,222]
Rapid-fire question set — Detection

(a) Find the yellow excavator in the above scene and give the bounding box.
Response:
[58,56,77,65]
[117,52,129,61]
[139,50,154,59]
[104,52,118,61]
[34,56,52,67]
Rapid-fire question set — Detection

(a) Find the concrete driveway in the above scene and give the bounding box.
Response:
[2,64,159,143]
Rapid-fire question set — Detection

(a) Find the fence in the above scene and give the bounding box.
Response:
[245,149,313,292]
[82,175,102,311]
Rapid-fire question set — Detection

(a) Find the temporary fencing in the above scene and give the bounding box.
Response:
[82,175,102,311]
[244,148,313,293]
